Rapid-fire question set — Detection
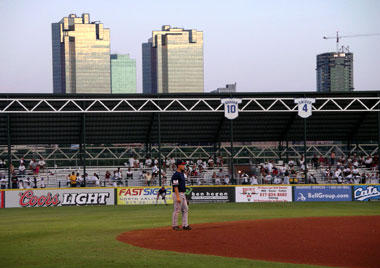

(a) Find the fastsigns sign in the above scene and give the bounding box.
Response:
[118,187,173,205]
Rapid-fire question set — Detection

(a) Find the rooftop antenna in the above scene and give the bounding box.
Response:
[323,31,380,53]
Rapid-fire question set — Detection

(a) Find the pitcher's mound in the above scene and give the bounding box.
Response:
[117,216,380,268]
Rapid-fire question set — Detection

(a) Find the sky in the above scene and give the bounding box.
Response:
[0,0,379,94]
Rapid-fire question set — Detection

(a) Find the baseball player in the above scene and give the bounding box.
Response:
[171,159,191,231]
[155,186,168,206]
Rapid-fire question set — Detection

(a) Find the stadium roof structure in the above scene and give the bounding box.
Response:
[1,91,380,146]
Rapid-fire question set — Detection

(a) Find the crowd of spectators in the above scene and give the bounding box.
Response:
[121,155,225,186]
[66,171,101,187]
[0,173,48,189]
[0,157,48,189]
[310,152,379,170]
[318,153,380,184]
[59,155,224,187]
[239,152,380,185]
[1,152,379,189]
[239,159,318,185]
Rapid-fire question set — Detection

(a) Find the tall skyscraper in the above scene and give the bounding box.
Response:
[110,54,136,94]
[142,25,204,93]
[316,52,354,92]
[52,13,111,94]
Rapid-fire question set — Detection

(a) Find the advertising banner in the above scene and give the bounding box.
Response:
[294,186,352,202]
[5,188,115,208]
[117,187,173,205]
[354,185,380,201]
[185,186,235,203]
[235,186,292,202]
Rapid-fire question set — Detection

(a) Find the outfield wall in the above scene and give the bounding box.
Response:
[1,185,380,208]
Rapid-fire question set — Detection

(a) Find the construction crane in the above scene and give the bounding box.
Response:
[323,31,380,53]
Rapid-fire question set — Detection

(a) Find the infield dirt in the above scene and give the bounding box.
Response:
[117,215,380,268]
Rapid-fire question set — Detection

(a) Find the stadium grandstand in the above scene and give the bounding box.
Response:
[1,91,380,189]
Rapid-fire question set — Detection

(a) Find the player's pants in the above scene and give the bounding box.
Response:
[156,194,167,205]
[172,192,188,227]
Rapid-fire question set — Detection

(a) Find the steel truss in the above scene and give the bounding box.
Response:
[1,97,380,113]
[0,144,377,165]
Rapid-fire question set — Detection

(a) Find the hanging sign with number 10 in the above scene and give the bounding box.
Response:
[221,98,242,120]
[294,98,316,118]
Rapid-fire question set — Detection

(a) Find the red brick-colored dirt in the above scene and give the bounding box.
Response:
[117,216,380,268]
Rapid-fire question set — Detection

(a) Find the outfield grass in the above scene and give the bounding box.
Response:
[1,202,379,268]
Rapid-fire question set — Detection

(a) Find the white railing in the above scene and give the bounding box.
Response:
[0,143,378,166]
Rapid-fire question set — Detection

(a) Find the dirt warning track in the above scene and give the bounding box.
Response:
[117,216,380,268]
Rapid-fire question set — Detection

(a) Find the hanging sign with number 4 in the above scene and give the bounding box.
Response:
[294,98,316,118]
[221,98,242,120]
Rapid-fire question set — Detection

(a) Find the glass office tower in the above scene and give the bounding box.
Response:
[52,13,111,94]
[110,54,136,93]
[316,52,354,92]
[142,41,154,93]
[142,25,204,93]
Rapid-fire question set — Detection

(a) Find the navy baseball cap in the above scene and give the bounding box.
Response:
[176,159,186,166]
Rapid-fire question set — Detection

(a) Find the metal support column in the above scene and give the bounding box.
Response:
[79,143,83,165]
[286,138,289,163]
[356,139,359,155]
[145,142,149,158]
[82,113,87,186]
[304,118,308,183]
[7,114,11,188]
[158,113,162,186]
[213,142,217,164]
[230,120,234,184]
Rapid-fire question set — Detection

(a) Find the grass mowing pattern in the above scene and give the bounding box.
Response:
[1,202,379,268]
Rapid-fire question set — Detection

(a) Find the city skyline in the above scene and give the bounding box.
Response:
[143,25,204,93]
[52,13,111,94]
[111,54,137,93]
[0,0,379,94]
[316,52,354,92]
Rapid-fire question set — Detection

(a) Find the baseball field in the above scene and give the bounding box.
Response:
[0,202,379,268]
